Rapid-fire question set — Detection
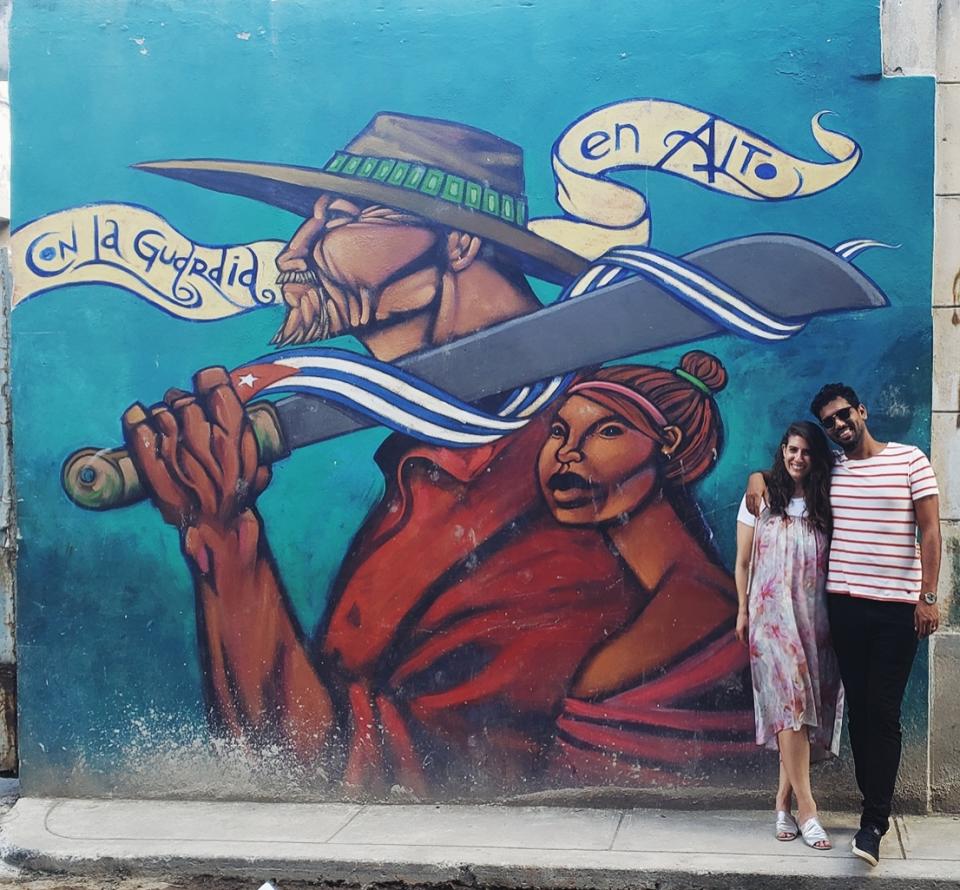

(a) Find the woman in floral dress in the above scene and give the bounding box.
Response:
[734,421,842,851]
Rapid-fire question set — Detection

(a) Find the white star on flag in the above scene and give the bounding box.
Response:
[237,373,258,388]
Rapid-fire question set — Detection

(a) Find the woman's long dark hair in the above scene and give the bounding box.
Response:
[767,421,834,533]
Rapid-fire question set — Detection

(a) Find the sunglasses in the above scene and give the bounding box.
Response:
[820,406,858,430]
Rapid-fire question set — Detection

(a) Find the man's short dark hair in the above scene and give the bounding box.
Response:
[810,383,862,418]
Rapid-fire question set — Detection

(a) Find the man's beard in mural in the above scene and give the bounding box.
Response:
[272,269,334,346]
[271,208,442,348]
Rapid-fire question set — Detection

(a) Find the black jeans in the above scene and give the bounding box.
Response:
[827,595,919,834]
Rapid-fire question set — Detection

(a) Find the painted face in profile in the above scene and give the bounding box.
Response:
[273,195,441,345]
[537,393,663,525]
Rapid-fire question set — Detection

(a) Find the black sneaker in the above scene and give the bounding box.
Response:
[852,825,882,866]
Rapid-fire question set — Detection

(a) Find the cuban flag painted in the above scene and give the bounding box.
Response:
[230,240,891,449]
[230,348,532,447]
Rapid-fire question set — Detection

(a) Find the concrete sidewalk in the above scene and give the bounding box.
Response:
[1,798,959,889]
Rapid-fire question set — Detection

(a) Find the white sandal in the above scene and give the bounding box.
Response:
[775,810,799,841]
[799,816,832,850]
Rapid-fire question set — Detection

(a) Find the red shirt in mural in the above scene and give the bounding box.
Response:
[315,416,755,794]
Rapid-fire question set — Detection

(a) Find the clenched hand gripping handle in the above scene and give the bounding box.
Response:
[61,401,289,511]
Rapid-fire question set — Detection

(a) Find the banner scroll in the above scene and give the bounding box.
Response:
[12,204,283,320]
[529,100,862,260]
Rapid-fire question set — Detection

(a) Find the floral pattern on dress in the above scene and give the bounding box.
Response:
[748,508,843,756]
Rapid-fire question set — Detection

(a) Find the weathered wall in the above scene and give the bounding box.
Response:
[928,0,960,812]
[0,0,13,774]
[9,1,936,806]
[0,248,15,775]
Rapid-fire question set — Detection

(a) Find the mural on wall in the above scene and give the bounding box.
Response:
[10,1,934,800]
[13,105,890,793]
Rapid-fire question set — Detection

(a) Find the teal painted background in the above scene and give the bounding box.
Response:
[10,0,933,797]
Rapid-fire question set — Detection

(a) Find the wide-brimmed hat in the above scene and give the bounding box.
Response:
[135,113,589,285]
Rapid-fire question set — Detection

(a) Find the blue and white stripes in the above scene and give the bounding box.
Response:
[244,349,530,447]
[833,239,898,262]
[240,239,884,448]
[601,246,806,342]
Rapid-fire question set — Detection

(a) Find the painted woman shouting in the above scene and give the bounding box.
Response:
[537,351,756,782]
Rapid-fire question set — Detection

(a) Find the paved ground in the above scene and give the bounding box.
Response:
[2,796,959,890]
[0,879,390,889]
[0,880,262,889]
[2,880,479,889]
[0,878,490,889]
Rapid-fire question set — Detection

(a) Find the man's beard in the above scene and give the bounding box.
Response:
[833,425,862,453]
[271,269,333,346]
[271,239,444,347]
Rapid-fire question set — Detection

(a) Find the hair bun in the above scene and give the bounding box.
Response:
[680,350,727,394]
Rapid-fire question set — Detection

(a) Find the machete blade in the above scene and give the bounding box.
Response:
[277,235,887,450]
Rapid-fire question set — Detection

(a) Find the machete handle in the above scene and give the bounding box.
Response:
[61,401,290,511]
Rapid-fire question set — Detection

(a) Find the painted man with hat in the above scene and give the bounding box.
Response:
[119,113,823,794]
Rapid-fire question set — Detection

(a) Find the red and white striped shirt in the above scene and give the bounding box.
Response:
[827,443,939,603]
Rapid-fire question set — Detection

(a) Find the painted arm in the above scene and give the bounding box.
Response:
[570,499,737,697]
[914,494,942,638]
[122,367,335,755]
[733,520,755,644]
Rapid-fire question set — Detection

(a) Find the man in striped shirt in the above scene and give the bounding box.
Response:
[812,384,941,867]
[750,383,942,866]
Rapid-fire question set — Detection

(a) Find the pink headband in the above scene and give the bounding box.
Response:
[567,381,668,428]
